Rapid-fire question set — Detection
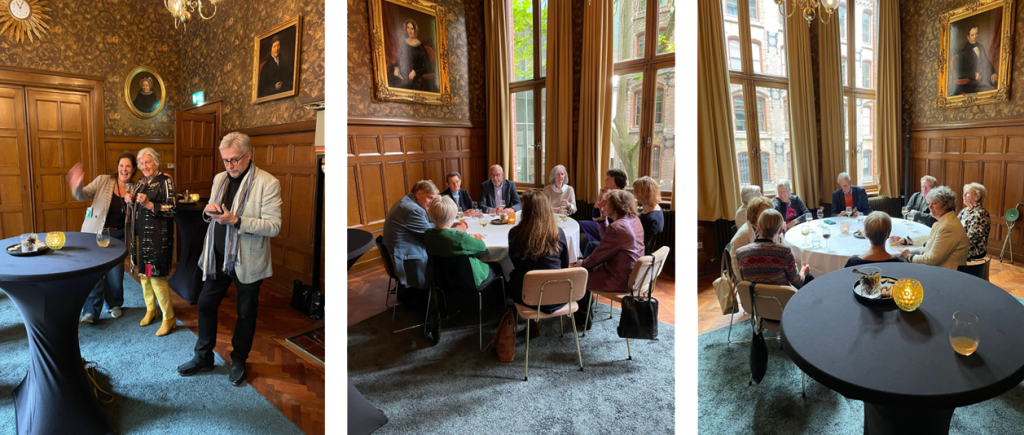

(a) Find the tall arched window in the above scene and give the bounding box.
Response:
[840,0,879,189]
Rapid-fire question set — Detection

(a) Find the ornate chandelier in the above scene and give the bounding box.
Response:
[165,0,220,30]
[775,0,839,26]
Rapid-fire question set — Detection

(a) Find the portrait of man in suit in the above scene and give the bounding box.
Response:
[945,7,1004,97]
[253,18,301,103]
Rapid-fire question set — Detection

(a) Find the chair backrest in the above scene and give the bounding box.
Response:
[644,231,661,255]
[735,281,797,325]
[375,236,399,280]
[430,255,479,292]
[521,268,589,307]
[721,243,738,285]
[957,259,989,280]
[627,246,671,296]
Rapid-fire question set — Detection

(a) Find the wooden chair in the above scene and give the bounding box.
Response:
[515,268,589,381]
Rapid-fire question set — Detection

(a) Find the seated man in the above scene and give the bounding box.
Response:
[440,171,475,214]
[382,180,440,292]
[830,172,871,217]
[907,175,938,227]
[580,168,627,249]
[478,164,521,212]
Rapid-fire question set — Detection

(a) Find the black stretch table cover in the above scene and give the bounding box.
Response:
[348,229,374,271]
[781,263,1024,432]
[168,200,208,305]
[0,233,127,435]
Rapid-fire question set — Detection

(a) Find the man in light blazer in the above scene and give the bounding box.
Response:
[479,165,521,212]
[831,172,871,217]
[177,132,282,387]
[906,175,938,227]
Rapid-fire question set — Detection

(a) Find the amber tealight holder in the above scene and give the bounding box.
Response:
[892,278,923,311]
[45,231,66,250]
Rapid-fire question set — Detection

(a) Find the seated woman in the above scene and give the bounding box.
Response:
[633,176,664,250]
[773,179,810,231]
[844,212,905,267]
[736,185,762,225]
[736,209,812,289]
[423,196,490,287]
[890,186,969,270]
[508,192,570,322]
[573,189,645,330]
[959,182,991,261]
[542,164,577,215]
[729,196,774,278]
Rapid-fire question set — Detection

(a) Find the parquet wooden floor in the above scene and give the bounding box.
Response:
[696,255,1024,335]
[124,269,326,435]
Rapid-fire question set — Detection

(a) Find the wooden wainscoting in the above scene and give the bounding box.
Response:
[910,117,1024,257]
[347,117,486,272]
[104,136,174,181]
[239,120,319,293]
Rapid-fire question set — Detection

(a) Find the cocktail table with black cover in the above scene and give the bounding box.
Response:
[168,200,208,304]
[780,263,1024,434]
[348,228,374,271]
[0,232,128,435]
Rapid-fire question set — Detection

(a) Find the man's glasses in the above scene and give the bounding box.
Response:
[222,153,249,166]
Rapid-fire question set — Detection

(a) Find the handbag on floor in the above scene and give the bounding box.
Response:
[748,283,768,384]
[291,280,325,320]
[617,255,659,340]
[493,308,516,362]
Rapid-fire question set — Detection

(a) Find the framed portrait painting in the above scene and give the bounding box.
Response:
[937,0,1015,109]
[124,67,166,118]
[369,0,452,105]
[252,15,303,104]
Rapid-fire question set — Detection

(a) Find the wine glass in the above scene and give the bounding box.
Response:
[902,206,909,225]
[821,225,832,251]
[804,212,813,223]
[97,229,110,248]
[800,223,811,247]
[908,209,918,228]
[846,206,853,217]
[817,208,824,221]
[499,200,506,211]
[950,311,980,356]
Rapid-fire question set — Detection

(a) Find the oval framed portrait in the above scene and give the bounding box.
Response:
[124,66,166,118]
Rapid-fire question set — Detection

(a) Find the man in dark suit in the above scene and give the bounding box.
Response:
[831,172,871,217]
[258,35,293,97]
[478,165,521,212]
[955,26,997,95]
[906,175,938,227]
[440,171,474,213]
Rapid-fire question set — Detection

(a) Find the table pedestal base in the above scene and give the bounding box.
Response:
[864,402,954,435]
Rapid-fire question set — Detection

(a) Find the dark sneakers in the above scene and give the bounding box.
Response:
[177,357,215,377]
[229,360,246,386]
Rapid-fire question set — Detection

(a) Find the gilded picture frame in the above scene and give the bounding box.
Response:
[936,0,1015,109]
[369,0,452,105]
[252,15,303,104]
[124,66,166,119]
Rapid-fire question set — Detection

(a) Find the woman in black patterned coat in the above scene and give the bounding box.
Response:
[127,147,177,336]
[959,182,991,261]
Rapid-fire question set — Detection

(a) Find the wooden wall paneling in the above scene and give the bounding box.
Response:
[1008,135,1024,154]
[347,163,363,225]
[945,137,962,154]
[174,111,218,199]
[383,162,408,209]
[426,158,444,189]
[928,159,943,183]
[929,138,942,154]
[0,85,33,239]
[964,136,982,154]
[911,159,926,190]
[984,135,1004,154]
[911,138,928,154]
[963,161,981,194]
[359,162,387,225]
[944,160,962,209]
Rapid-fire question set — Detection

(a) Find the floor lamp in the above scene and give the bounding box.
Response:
[999,204,1023,264]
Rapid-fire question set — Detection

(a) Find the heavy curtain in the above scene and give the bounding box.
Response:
[785,8,821,210]
[544,0,574,186]
[817,15,846,205]
[696,0,741,222]
[576,0,613,203]
[485,0,512,172]
[875,0,901,198]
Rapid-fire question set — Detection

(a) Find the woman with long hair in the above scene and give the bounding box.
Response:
[507,191,571,332]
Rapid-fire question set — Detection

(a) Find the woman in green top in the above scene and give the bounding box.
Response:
[424,196,491,287]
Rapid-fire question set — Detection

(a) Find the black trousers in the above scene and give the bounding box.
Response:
[194,252,263,363]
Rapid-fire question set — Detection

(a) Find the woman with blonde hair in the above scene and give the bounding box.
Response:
[126,147,177,336]
[736,185,762,224]
[542,164,577,215]
[508,192,571,329]
[729,196,774,278]
[959,182,991,261]
[736,209,813,288]
[633,176,664,251]
[845,212,904,267]
[423,196,490,286]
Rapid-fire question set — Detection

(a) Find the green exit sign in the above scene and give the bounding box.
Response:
[191,91,204,105]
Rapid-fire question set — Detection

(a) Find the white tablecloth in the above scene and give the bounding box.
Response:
[784,217,930,278]
[461,212,582,280]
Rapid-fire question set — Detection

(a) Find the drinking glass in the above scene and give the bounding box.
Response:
[846,206,853,217]
[499,200,506,211]
[908,209,917,224]
[811,231,821,249]
[817,209,824,220]
[821,226,832,251]
[96,229,110,248]
[20,233,37,252]
[901,206,909,224]
[949,311,980,356]
[800,224,811,247]
[804,212,813,223]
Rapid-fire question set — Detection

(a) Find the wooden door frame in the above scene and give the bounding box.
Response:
[0,66,106,185]
[184,99,223,178]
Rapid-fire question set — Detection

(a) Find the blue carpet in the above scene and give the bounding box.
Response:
[697,296,1024,434]
[0,274,303,434]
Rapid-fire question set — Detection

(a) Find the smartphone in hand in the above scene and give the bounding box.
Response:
[206,209,224,216]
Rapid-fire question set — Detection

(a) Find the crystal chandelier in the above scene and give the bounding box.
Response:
[775,0,839,26]
[165,0,220,30]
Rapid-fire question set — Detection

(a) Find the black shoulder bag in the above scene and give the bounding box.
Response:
[748,283,768,384]
[617,255,659,340]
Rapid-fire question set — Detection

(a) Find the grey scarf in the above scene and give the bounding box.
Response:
[199,164,258,280]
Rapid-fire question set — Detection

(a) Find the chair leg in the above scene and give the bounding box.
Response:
[390,279,398,332]
[802,372,806,397]
[626,337,632,360]
[421,287,434,337]
[569,311,583,371]
[609,300,613,319]
[726,298,736,343]
[559,316,564,336]
[583,297,591,339]
[478,292,483,352]
[524,315,531,381]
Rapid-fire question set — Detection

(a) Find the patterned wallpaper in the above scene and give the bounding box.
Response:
[347,0,486,121]
[0,0,182,137]
[901,0,1024,125]
[180,0,326,132]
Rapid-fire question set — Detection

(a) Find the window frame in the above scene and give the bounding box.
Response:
[728,37,742,71]
[508,0,548,188]
[840,0,878,189]
[756,97,767,133]
[862,10,873,45]
[751,40,763,74]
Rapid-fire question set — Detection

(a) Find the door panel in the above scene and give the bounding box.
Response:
[0,85,32,239]
[26,88,92,233]
[174,111,218,199]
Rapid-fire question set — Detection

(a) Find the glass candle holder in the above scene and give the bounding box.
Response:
[840,221,851,235]
[892,278,924,311]
[45,231,66,250]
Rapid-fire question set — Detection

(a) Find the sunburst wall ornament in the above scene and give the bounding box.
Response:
[0,0,51,43]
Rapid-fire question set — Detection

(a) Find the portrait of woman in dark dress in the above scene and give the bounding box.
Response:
[389,19,438,93]
[132,76,160,113]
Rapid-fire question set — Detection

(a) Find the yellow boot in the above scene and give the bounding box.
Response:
[156,317,176,336]
[140,310,158,326]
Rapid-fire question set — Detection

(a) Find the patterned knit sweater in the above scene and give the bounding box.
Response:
[736,239,806,289]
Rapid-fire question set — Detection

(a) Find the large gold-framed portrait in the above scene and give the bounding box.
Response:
[936,0,1015,109]
[369,0,452,105]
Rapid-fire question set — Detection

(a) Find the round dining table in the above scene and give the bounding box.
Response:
[348,228,375,271]
[0,232,128,435]
[780,262,1024,434]
[784,216,929,278]
[462,211,582,279]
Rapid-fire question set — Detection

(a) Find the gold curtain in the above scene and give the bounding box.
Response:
[485,0,511,172]
[817,16,845,205]
[576,0,613,203]
[875,0,901,198]
[545,0,574,185]
[696,0,741,222]
[785,10,820,210]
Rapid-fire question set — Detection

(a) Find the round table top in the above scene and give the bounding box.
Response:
[459,211,580,249]
[348,228,375,261]
[0,232,128,282]
[785,217,929,277]
[780,262,1024,408]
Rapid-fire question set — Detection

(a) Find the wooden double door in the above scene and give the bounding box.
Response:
[0,84,94,239]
